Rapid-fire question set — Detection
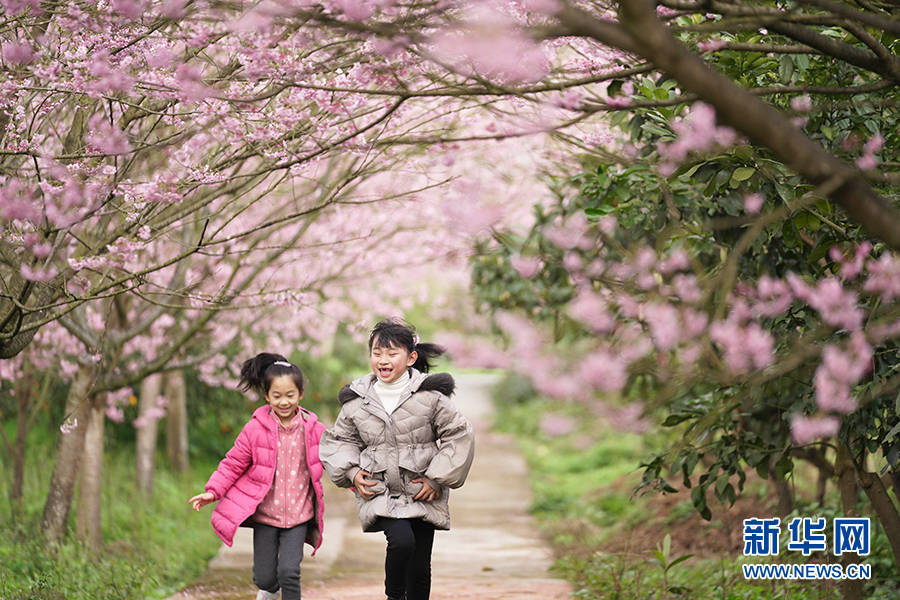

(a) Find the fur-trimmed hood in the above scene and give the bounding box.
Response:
[338,369,455,404]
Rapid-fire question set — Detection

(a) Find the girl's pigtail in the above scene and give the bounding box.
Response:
[238,352,288,393]
[412,342,446,373]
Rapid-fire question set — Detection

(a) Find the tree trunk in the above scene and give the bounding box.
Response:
[769,455,794,516]
[40,363,96,544]
[835,444,864,600]
[76,394,104,551]
[858,469,900,573]
[135,373,163,495]
[9,387,29,518]
[165,370,189,473]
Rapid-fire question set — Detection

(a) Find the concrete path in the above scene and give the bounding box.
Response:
[167,372,572,600]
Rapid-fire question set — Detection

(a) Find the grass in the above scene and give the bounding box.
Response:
[489,375,900,600]
[0,432,221,600]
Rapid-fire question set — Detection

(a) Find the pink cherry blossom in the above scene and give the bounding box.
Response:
[657,102,737,170]
[555,89,583,110]
[659,248,690,274]
[20,264,58,282]
[787,274,862,330]
[829,242,871,280]
[85,115,132,155]
[568,288,614,333]
[1,41,35,65]
[524,0,561,14]
[813,332,872,414]
[30,243,52,259]
[790,415,840,445]
[333,0,375,21]
[864,133,884,154]
[577,349,628,393]
[510,254,542,279]
[697,39,727,52]
[370,36,409,58]
[111,0,142,19]
[643,302,681,351]
[709,319,774,372]
[855,133,883,170]
[429,6,550,84]
[744,192,764,214]
[562,251,582,272]
[0,179,42,223]
[752,275,793,317]
[1,0,41,15]
[175,63,212,101]
[671,273,703,303]
[606,81,633,107]
[863,252,900,301]
[790,95,813,112]
[856,154,878,171]
[88,52,134,94]
[60,417,79,435]
[539,413,577,437]
[534,374,583,399]
[158,0,187,19]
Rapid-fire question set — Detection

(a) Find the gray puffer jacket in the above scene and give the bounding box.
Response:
[319,369,475,532]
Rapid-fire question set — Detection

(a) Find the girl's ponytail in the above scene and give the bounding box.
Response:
[239,352,304,396]
[369,319,446,373]
[410,342,445,373]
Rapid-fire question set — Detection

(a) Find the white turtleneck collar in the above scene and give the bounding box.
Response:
[373,370,411,415]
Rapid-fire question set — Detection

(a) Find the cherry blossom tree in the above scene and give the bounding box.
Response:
[3,3,898,578]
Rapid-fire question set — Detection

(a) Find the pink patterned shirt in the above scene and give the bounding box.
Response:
[253,408,316,528]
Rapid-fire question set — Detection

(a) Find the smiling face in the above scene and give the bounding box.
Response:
[265,374,302,425]
[370,339,417,384]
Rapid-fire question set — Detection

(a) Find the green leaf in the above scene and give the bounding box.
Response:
[680,162,704,178]
[778,55,794,83]
[774,455,792,480]
[668,555,694,570]
[731,167,756,182]
[663,413,693,426]
[809,239,837,264]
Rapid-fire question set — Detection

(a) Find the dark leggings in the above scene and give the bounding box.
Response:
[252,521,308,600]
[375,517,436,600]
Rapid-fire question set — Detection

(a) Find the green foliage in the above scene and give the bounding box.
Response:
[491,380,899,599]
[0,433,220,600]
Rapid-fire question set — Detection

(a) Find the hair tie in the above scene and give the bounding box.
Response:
[412,335,419,346]
[272,360,293,368]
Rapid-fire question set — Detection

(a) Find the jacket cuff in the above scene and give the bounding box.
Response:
[205,484,220,501]
[345,466,361,488]
[422,476,441,492]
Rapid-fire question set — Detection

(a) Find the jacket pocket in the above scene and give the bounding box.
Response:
[398,447,436,498]
[359,450,388,497]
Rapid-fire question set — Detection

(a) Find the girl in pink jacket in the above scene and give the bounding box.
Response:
[189,353,326,600]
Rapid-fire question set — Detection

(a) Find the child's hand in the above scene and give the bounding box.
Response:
[189,492,215,511]
[412,478,440,502]
[353,470,379,500]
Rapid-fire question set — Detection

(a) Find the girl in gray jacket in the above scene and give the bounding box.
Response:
[319,319,475,600]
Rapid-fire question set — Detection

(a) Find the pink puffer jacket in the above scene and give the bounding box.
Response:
[205,405,326,554]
